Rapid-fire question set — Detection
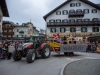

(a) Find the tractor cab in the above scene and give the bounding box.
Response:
[29,36,45,49]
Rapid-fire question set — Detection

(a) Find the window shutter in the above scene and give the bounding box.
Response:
[92,28,94,32]
[64,28,66,32]
[70,28,72,32]
[74,28,76,32]
[50,28,52,32]
[81,28,83,32]
[55,28,56,32]
[97,28,99,32]
[86,28,87,32]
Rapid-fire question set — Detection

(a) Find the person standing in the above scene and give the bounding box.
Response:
[3,43,9,59]
[8,44,14,59]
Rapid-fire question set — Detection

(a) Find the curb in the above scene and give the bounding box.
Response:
[60,65,66,75]
[60,60,82,75]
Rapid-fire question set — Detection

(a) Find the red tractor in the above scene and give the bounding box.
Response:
[13,36,51,63]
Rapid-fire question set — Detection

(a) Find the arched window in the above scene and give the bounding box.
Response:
[76,9,82,13]
[92,27,99,32]
[81,27,87,32]
[70,27,76,32]
[69,9,75,13]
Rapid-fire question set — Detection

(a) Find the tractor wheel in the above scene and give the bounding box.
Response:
[41,45,51,58]
[69,52,74,56]
[26,49,36,63]
[13,51,22,61]
[64,52,68,56]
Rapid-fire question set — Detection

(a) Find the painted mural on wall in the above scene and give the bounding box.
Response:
[27,24,33,37]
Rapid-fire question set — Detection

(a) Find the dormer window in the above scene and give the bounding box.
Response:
[70,3,75,7]
[56,11,61,15]
[92,9,97,13]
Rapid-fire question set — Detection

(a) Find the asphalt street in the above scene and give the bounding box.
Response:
[0,52,100,75]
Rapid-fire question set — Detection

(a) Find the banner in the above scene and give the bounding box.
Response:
[60,44,86,52]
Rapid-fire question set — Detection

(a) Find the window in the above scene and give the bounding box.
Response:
[70,27,76,32]
[81,27,87,32]
[92,18,98,21]
[69,19,75,22]
[76,9,82,13]
[17,35,18,37]
[83,9,89,14]
[69,9,75,13]
[76,3,81,7]
[62,19,68,22]
[83,19,90,21]
[98,18,100,21]
[56,11,61,15]
[4,30,7,32]
[8,35,11,37]
[93,27,99,32]
[17,29,19,32]
[9,30,12,32]
[50,28,56,33]
[62,10,68,15]
[60,28,66,33]
[77,19,82,22]
[49,19,55,22]
[70,3,75,7]
[56,19,61,22]
[92,9,97,13]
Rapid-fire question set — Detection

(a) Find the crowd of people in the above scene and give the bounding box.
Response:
[0,41,23,60]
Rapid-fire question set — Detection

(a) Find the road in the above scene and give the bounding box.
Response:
[0,52,100,75]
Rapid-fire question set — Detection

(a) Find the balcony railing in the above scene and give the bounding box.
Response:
[2,27,13,29]
[47,21,100,27]
[2,32,14,35]
[69,12,84,17]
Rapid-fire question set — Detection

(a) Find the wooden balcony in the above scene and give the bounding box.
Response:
[47,21,100,27]
[2,32,14,35]
[69,12,84,17]
[2,27,13,29]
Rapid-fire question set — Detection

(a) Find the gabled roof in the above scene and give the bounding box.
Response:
[43,0,100,21]
[0,0,9,17]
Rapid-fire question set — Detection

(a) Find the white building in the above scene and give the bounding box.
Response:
[0,0,9,37]
[43,0,100,41]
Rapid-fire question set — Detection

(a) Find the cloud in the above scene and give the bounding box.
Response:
[3,0,100,30]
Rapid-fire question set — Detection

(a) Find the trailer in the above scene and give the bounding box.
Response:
[49,33,86,56]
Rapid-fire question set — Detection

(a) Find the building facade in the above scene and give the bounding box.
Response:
[14,22,39,42]
[44,0,100,41]
[0,0,9,41]
[2,21,14,40]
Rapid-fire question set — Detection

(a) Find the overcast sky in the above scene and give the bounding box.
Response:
[3,0,99,30]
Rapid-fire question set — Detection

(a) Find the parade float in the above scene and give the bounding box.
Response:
[49,33,86,56]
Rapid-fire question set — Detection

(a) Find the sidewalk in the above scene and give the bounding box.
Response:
[62,59,100,75]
